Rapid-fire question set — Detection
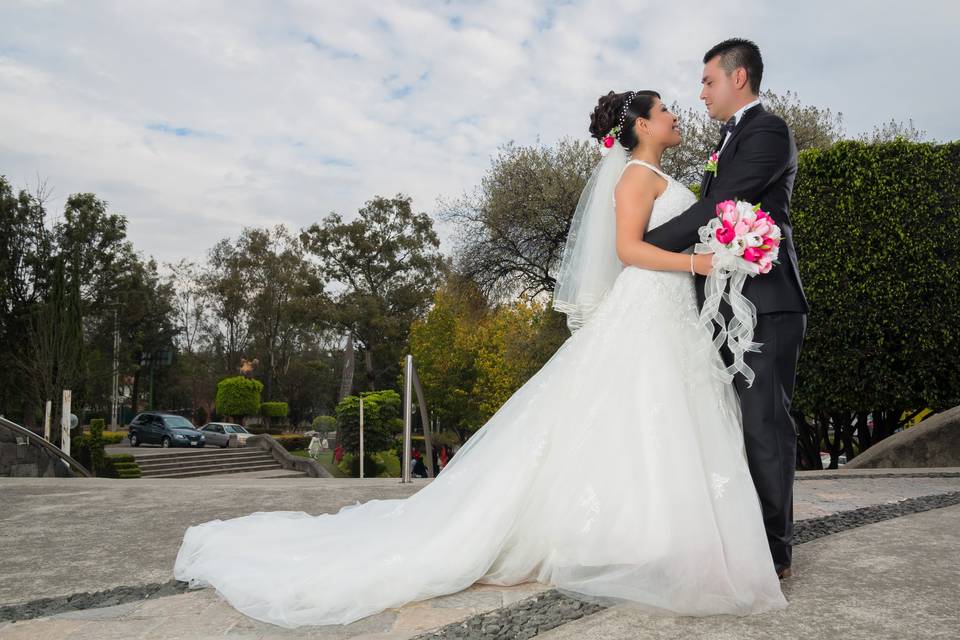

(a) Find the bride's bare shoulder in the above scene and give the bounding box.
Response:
[615,163,667,205]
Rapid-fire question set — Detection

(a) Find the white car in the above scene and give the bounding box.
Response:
[199,422,252,448]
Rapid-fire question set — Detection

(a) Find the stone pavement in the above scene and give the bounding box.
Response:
[536,504,960,640]
[1,469,958,639]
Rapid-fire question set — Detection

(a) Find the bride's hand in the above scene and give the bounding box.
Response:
[693,253,714,276]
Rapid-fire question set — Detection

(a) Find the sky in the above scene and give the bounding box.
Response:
[1,0,956,266]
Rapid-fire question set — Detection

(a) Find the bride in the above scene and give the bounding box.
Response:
[173,89,788,628]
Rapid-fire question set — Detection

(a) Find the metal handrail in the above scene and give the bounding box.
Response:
[0,415,93,477]
[401,354,435,483]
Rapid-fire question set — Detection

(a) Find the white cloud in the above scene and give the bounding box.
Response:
[0,0,955,266]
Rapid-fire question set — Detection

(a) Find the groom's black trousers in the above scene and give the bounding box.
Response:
[719,311,807,572]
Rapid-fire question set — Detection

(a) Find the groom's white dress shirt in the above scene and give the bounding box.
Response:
[718,98,762,156]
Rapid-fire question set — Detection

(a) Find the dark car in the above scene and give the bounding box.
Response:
[127,412,206,448]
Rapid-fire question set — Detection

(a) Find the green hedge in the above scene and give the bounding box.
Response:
[73,423,140,478]
[791,140,960,468]
[260,401,289,418]
[88,419,105,475]
[245,425,285,435]
[215,376,263,418]
[105,453,141,479]
[101,431,126,445]
[271,434,312,451]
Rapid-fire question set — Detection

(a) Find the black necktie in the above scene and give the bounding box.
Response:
[714,116,737,151]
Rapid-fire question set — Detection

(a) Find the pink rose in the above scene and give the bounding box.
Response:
[603,136,614,148]
[762,236,781,248]
[716,200,736,215]
[716,221,736,244]
[734,219,752,236]
[758,259,773,274]
[743,247,763,263]
[753,220,771,236]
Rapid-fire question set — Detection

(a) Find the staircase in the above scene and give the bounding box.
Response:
[131,447,297,479]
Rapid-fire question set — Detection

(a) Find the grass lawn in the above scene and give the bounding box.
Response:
[289,449,348,478]
[289,448,402,478]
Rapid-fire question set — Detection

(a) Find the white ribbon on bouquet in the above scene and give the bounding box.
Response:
[694,221,764,388]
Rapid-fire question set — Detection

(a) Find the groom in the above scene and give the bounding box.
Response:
[643,38,809,579]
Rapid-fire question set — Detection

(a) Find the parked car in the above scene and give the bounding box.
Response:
[199,422,252,448]
[127,412,205,448]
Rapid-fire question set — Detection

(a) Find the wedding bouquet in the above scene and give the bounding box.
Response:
[694,199,782,387]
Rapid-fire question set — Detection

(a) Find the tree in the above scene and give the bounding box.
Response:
[408,276,488,440]
[472,298,564,422]
[10,190,166,424]
[440,139,597,300]
[215,376,263,420]
[113,255,178,414]
[301,195,445,391]
[334,390,403,458]
[663,90,845,186]
[857,118,928,144]
[165,259,217,416]
[232,225,326,402]
[0,176,181,426]
[0,177,50,425]
[758,90,846,151]
[201,238,253,375]
[407,273,569,442]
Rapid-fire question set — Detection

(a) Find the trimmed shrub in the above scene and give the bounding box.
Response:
[215,376,263,419]
[791,140,960,468]
[245,425,284,435]
[260,402,289,418]
[347,453,385,478]
[101,431,126,445]
[105,453,141,479]
[88,419,106,475]
[271,434,312,451]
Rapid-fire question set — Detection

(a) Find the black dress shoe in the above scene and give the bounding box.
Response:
[777,566,793,579]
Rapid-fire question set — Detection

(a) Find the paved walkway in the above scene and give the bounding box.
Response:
[538,504,960,640]
[1,469,958,639]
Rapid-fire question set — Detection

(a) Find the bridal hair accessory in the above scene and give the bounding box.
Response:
[601,91,639,149]
[694,200,782,388]
[601,125,621,148]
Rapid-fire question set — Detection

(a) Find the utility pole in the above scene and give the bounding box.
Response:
[359,396,365,479]
[111,308,120,430]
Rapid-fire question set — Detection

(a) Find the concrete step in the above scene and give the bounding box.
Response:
[127,447,286,478]
[144,461,286,479]
[137,455,278,476]
[130,448,265,461]
[137,450,270,468]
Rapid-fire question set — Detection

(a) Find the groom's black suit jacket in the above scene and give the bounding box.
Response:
[644,104,809,315]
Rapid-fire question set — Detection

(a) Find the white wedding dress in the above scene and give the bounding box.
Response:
[173,160,788,628]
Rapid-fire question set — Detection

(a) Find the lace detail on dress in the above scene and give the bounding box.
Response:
[712,472,731,499]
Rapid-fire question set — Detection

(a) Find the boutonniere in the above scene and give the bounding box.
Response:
[705,151,719,176]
